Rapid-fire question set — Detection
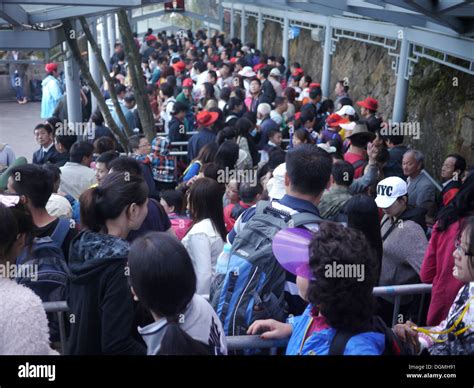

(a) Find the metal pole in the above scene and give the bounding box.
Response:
[108,13,116,56]
[393,29,409,123]
[230,4,235,38]
[282,15,289,65]
[191,18,195,32]
[63,39,82,128]
[240,6,246,44]
[88,18,100,114]
[321,19,333,99]
[257,10,263,51]
[218,0,224,32]
[100,16,110,71]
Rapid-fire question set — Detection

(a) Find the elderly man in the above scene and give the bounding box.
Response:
[402,149,437,213]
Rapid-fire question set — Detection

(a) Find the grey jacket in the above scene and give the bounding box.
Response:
[379,215,428,303]
[407,173,437,211]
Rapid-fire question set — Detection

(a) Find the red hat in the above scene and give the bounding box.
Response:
[357,97,378,111]
[253,63,265,72]
[326,113,349,128]
[292,68,304,77]
[309,83,321,89]
[145,35,157,42]
[196,110,219,127]
[172,61,186,73]
[182,78,194,88]
[230,57,238,64]
[45,63,58,73]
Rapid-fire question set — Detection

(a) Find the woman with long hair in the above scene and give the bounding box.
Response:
[67,172,149,355]
[128,232,227,355]
[182,178,226,297]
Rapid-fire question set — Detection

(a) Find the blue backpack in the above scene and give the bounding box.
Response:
[16,218,70,303]
[211,201,322,336]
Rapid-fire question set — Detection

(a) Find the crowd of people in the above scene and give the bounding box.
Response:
[0,27,473,356]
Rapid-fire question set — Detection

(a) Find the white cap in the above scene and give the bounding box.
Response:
[269,68,281,77]
[339,121,357,131]
[336,105,356,117]
[375,176,408,209]
[238,66,256,78]
[267,163,286,200]
[317,143,337,154]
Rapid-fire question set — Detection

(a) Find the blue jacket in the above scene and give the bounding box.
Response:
[286,305,385,355]
[41,75,63,119]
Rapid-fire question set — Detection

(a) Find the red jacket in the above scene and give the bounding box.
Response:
[420,220,465,326]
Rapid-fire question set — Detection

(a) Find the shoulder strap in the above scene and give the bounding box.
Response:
[328,330,355,355]
[352,158,368,170]
[290,212,322,227]
[254,200,271,216]
[50,217,71,247]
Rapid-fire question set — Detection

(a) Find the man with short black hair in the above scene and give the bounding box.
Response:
[319,161,354,220]
[257,67,276,104]
[32,123,62,165]
[383,133,408,179]
[59,141,96,199]
[159,82,176,134]
[228,145,333,315]
[7,164,77,261]
[440,153,466,207]
[54,128,77,167]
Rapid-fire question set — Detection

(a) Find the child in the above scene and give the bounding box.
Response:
[318,113,347,145]
[260,129,283,165]
[248,222,385,355]
[160,189,192,240]
[223,182,263,232]
[128,232,228,355]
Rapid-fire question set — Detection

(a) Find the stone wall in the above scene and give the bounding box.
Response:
[242,16,474,177]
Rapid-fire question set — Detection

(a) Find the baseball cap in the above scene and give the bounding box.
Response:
[374,176,408,209]
[336,105,356,117]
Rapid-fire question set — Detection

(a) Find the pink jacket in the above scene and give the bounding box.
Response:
[420,220,465,326]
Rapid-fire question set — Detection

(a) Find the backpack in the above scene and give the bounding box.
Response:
[211,201,322,336]
[16,218,70,303]
[328,316,412,355]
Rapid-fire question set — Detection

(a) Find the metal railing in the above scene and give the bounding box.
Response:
[43,301,69,355]
[373,283,432,327]
[227,284,433,352]
[42,283,433,354]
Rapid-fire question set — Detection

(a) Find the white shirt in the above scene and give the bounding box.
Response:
[161,97,176,134]
[181,219,225,297]
[59,162,97,200]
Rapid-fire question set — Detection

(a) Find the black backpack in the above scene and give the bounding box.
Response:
[328,316,412,355]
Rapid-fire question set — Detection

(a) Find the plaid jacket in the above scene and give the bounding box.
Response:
[134,136,176,183]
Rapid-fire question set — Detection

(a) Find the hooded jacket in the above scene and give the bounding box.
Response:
[67,230,146,355]
[41,75,63,119]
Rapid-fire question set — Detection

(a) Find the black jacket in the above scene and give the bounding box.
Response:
[67,230,146,355]
[32,146,62,165]
[383,145,408,180]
